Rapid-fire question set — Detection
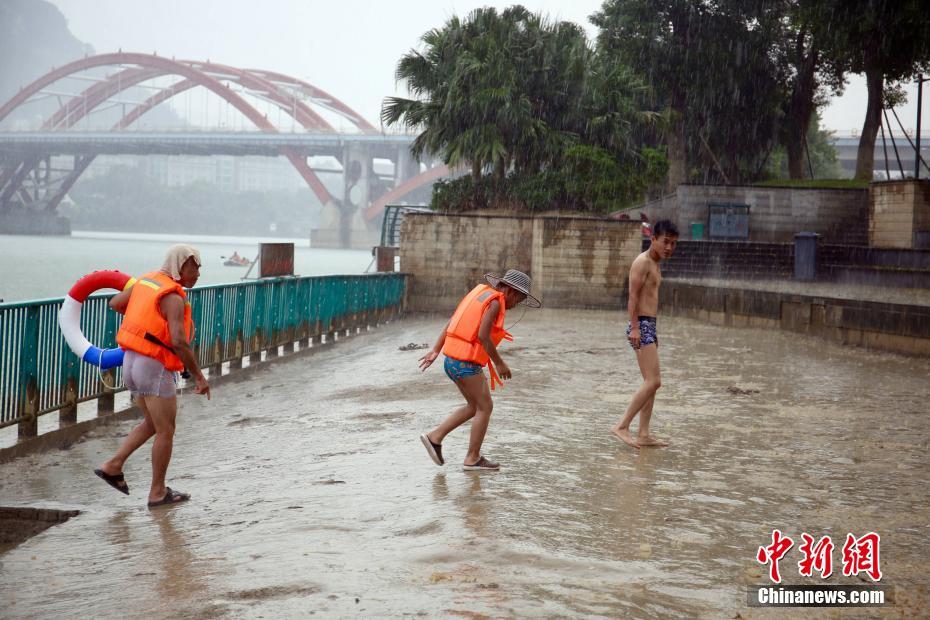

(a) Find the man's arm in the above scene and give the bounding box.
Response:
[108,287,132,315]
[478,299,510,379]
[159,294,211,399]
[418,320,449,371]
[627,259,646,349]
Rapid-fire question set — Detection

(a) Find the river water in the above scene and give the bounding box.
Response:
[0,231,371,303]
[1,310,927,617]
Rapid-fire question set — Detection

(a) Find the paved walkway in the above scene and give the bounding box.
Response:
[1,310,928,618]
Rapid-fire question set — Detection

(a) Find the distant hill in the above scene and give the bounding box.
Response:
[0,0,182,129]
[0,0,92,113]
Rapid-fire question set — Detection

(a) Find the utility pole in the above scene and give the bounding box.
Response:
[917,75,928,180]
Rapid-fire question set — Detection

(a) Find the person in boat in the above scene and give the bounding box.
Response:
[417,269,540,471]
[94,244,211,508]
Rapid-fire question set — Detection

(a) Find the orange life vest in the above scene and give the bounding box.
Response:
[442,284,513,389]
[116,271,193,371]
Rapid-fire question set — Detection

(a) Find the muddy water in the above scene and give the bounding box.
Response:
[0,310,928,618]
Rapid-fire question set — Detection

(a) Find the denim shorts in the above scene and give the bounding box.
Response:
[444,356,484,382]
[122,350,178,398]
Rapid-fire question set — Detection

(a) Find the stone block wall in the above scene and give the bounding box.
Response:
[644,238,930,287]
[643,239,795,279]
[400,213,641,311]
[869,180,930,248]
[638,184,868,244]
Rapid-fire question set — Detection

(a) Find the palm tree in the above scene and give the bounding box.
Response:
[382,5,663,208]
[382,7,585,180]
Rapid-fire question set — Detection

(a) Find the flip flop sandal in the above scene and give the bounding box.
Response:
[147,487,190,508]
[94,468,130,495]
[462,457,500,471]
[420,433,444,466]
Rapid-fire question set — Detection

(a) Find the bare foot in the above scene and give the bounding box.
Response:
[612,427,640,449]
[637,435,668,447]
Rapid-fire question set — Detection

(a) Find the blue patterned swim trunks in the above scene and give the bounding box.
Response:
[444,356,484,382]
[626,316,658,349]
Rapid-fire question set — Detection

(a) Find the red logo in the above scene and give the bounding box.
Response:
[798,534,834,578]
[842,532,882,581]
[757,531,882,583]
[756,529,794,584]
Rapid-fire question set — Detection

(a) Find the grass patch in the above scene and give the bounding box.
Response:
[754,178,869,189]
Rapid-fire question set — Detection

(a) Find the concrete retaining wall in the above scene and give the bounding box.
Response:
[644,239,930,286]
[640,184,868,244]
[660,280,930,357]
[647,240,794,279]
[399,212,642,311]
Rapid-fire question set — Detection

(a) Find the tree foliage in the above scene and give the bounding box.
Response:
[592,0,786,186]
[382,5,664,212]
[807,0,930,179]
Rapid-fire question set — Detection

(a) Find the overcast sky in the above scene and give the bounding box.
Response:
[51,0,926,135]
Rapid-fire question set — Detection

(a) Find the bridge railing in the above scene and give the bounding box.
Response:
[0,273,408,438]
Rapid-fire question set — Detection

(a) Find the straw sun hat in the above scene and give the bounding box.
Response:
[484,269,541,308]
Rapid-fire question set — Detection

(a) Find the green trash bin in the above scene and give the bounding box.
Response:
[691,222,705,240]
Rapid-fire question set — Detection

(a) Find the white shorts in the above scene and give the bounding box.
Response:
[122,350,178,398]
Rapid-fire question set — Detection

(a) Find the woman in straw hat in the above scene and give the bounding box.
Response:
[418,269,540,471]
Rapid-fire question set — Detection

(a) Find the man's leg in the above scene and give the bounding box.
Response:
[612,344,662,447]
[633,344,666,446]
[99,396,156,478]
[144,394,178,503]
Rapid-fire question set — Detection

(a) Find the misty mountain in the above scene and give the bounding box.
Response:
[0,0,182,129]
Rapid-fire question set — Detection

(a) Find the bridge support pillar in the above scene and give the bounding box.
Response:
[310,144,380,249]
[395,147,420,188]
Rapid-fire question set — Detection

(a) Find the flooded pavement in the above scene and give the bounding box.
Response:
[1,309,928,618]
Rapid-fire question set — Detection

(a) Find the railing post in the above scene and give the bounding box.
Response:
[59,335,80,426]
[249,328,263,364]
[17,306,40,438]
[97,304,118,417]
[320,278,336,344]
[209,288,226,377]
[230,286,245,370]
[59,376,78,427]
[301,279,313,348]
[250,283,266,365]
[282,280,296,353]
[265,282,281,359]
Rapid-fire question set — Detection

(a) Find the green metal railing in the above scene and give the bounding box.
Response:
[0,273,407,437]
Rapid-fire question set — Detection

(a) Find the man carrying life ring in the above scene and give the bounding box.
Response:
[94,244,211,508]
[417,269,540,471]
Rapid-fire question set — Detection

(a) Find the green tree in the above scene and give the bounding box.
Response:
[383,7,653,171]
[761,0,847,180]
[382,7,580,180]
[811,0,930,180]
[383,5,663,211]
[591,0,784,187]
[767,113,843,179]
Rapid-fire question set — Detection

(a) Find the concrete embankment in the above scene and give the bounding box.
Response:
[661,278,930,356]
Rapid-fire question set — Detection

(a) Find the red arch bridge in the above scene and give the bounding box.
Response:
[0,52,450,248]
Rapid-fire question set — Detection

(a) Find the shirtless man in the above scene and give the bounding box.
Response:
[612,219,679,448]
